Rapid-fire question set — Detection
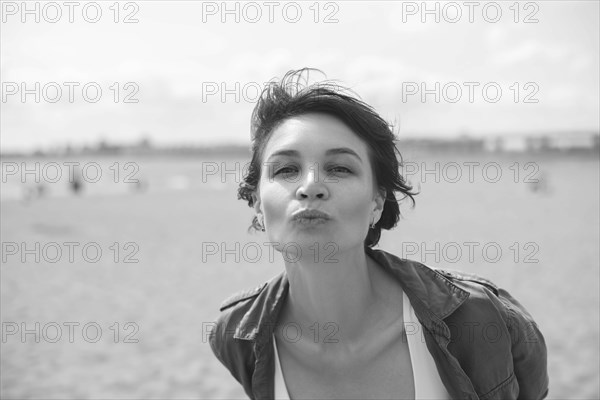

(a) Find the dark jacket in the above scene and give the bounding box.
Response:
[208,247,549,399]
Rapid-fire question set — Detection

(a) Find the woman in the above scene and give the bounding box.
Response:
[208,69,549,399]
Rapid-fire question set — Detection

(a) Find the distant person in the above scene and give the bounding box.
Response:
[132,177,148,193]
[21,183,46,203]
[70,166,83,195]
[36,184,46,197]
[529,170,551,194]
[133,179,143,192]
[208,69,549,399]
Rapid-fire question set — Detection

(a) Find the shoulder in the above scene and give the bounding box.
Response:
[434,268,501,297]
[209,276,277,346]
[435,269,548,398]
[209,280,270,344]
[434,267,541,342]
[429,268,516,331]
[434,268,535,321]
[218,281,269,312]
[208,280,271,389]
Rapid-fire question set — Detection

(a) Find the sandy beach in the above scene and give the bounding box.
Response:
[1,152,598,399]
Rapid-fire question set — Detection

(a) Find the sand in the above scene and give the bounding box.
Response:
[1,152,598,399]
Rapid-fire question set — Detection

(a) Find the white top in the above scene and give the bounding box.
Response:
[272,292,450,399]
[273,331,291,400]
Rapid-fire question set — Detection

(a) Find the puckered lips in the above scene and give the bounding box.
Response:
[291,209,331,225]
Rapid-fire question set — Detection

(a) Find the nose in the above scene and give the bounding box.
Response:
[295,166,329,201]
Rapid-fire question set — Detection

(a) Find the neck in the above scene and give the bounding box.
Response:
[281,244,382,343]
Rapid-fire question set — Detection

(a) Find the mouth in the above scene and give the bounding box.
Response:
[292,209,331,225]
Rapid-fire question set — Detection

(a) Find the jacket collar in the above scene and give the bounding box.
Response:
[233,247,470,341]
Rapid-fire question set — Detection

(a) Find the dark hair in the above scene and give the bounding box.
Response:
[238,68,417,247]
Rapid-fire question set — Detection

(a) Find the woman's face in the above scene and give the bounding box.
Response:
[252,113,385,257]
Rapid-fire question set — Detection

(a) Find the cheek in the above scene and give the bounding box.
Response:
[259,181,289,224]
[336,180,372,208]
[334,184,374,221]
[345,198,373,221]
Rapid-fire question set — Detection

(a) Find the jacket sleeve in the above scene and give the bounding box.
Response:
[497,288,549,400]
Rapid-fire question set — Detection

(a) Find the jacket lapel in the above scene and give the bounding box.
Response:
[366,248,479,398]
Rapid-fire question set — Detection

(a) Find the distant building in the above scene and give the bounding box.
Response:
[526,136,551,152]
[546,133,598,151]
[484,136,528,152]
[484,132,599,153]
[398,137,485,152]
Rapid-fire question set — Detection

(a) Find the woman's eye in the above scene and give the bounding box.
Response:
[329,166,352,175]
[275,166,297,176]
[273,165,351,178]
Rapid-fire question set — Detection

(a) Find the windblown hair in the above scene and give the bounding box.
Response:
[237,68,417,247]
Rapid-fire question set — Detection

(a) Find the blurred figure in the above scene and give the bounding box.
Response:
[70,165,83,195]
[21,183,46,204]
[529,170,551,195]
[132,177,148,193]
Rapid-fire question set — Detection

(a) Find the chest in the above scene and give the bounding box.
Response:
[274,325,415,399]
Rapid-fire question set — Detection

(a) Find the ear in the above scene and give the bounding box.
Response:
[373,187,386,213]
[251,191,262,215]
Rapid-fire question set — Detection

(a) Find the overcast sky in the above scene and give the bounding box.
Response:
[1,0,599,151]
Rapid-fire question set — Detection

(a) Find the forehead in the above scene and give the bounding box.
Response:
[263,113,370,160]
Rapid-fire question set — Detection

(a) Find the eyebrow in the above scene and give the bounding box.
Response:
[267,148,363,162]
